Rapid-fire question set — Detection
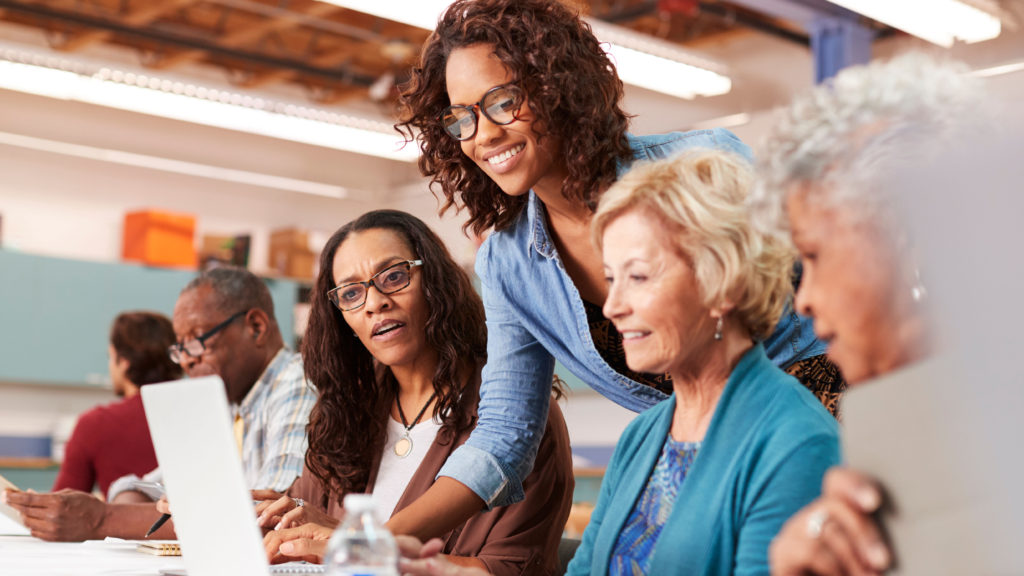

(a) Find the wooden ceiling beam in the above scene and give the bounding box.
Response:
[150,1,340,69]
[57,0,201,52]
[240,40,357,88]
[315,85,367,105]
[0,0,375,87]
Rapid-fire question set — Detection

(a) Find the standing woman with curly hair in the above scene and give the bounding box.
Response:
[392,0,841,541]
[259,210,573,575]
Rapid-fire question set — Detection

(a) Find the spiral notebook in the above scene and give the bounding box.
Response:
[142,376,323,576]
[137,540,181,556]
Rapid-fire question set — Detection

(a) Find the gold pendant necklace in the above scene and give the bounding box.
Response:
[393,389,437,459]
[393,432,413,458]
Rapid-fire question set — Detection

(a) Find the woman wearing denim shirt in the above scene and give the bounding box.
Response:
[391,0,844,541]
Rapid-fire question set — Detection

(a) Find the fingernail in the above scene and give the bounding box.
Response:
[868,543,890,569]
[280,542,293,554]
[257,513,266,524]
[274,522,283,531]
[858,486,881,511]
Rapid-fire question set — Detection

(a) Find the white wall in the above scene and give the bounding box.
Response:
[0,90,428,268]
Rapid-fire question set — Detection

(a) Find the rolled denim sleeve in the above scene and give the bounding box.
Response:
[437,240,555,508]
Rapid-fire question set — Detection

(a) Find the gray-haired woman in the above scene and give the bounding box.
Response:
[749,52,984,576]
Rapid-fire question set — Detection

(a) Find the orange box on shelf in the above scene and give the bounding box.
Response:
[122,210,198,269]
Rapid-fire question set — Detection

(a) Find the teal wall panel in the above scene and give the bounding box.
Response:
[0,251,299,386]
[264,277,298,349]
[0,466,60,493]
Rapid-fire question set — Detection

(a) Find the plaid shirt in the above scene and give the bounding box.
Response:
[233,347,316,492]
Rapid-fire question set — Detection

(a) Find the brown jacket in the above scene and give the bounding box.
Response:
[289,390,574,576]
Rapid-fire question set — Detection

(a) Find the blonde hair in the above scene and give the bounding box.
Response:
[593,149,794,340]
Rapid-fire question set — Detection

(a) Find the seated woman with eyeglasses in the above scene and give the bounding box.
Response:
[258,210,573,575]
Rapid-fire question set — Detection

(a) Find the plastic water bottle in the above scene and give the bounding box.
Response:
[324,494,399,576]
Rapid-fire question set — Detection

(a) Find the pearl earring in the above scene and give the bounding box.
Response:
[714,317,723,341]
[911,268,927,303]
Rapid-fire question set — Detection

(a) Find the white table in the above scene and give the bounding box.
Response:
[0,535,186,576]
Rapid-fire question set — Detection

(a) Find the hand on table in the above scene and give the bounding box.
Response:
[255,494,338,531]
[770,467,891,576]
[263,522,333,564]
[2,488,105,542]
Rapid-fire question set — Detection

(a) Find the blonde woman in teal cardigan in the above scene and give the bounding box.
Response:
[569,151,839,573]
[563,150,840,575]
[399,149,839,576]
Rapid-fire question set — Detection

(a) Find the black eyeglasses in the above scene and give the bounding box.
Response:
[167,310,247,364]
[327,260,423,312]
[441,84,524,141]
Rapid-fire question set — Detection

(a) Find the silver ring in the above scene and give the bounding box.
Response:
[806,509,828,539]
[291,497,304,508]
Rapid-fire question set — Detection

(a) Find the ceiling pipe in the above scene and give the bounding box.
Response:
[592,0,810,46]
[0,0,376,87]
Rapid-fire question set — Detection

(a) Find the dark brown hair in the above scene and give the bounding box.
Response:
[303,210,486,502]
[109,311,182,385]
[396,0,633,237]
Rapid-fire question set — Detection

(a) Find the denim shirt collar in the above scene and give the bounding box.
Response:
[525,133,650,261]
[526,191,558,260]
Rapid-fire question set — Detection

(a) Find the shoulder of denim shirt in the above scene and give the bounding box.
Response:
[618,129,755,178]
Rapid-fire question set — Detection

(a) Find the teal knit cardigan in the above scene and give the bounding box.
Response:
[567,344,841,576]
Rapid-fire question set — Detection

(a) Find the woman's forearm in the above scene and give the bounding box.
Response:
[386,477,485,541]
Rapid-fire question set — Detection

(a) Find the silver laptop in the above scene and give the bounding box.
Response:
[142,376,322,576]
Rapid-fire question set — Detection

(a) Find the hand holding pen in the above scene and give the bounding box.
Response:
[145,496,172,538]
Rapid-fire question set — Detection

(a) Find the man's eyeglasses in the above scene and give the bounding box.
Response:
[327,260,423,312]
[167,310,247,364]
[441,84,524,141]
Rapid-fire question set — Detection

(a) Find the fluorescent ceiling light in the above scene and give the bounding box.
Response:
[0,51,419,163]
[317,0,731,99]
[824,0,1001,47]
[971,61,1024,78]
[585,18,731,99]
[318,0,447,29]
[687,112,751,131]
[0,130,349,198]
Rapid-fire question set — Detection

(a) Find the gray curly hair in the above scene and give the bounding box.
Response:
[751,52,986,240]
[182,265,276,323]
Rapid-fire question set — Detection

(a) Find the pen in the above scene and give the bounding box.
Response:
[145,513,171,538]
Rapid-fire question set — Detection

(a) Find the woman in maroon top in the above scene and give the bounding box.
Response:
[53,311,182,498]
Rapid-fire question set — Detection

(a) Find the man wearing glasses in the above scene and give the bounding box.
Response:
[4,267,317,541]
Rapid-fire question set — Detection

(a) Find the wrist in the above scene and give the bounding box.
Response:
[94,502,114,539]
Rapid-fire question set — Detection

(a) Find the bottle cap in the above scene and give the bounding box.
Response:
[343,493,376,513]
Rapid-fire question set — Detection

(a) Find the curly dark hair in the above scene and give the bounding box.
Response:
[109,311,182,386]
[302,210,487,504]
[396,0,633,237]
